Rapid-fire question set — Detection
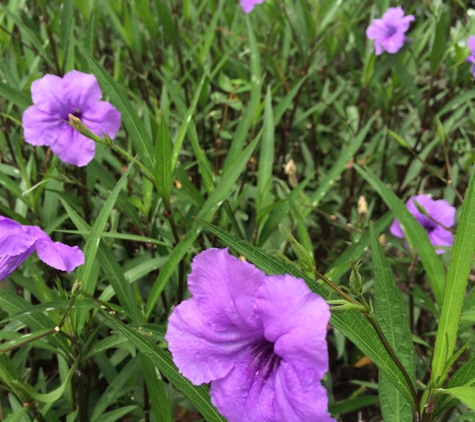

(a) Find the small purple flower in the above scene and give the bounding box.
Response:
[366,7,415,55]
[0,216,85,280]
[390,194,456,254]
[166,248,334,422]
[466,35,475,77]
[22,70,121,167]
[240,0,264,13]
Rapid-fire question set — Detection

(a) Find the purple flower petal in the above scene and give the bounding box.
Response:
[428,199,456,227]
[384,32,407,54]
[166,298,258,385]
[240,0,265,13]
[468,35,475,54]
[0,218,39,256]
[210,346,278,422]
[187,248,264,334]
[0,247,36,280]
[255,274,330,379]
[30,74,66,115]
[390,194,456,253]
[62,70,103,110]
[389,219,404,238]
[366,7,414,55]
[275,362,334,422]
[36,239,85,272]
[22,106,63,147]
[0,216,84,280]
[22,70,121,167]
[82,102,121,139]
[429,227,454,254]
[50,125,96,167]
[166,249,334,421]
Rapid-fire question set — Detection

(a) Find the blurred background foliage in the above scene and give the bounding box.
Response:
[1,0,475,420]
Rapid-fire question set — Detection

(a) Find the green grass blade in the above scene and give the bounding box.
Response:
[432,169,475,384]
[155,115,173,207]
[256,86,274,223]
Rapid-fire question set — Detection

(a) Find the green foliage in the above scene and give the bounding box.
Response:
[1,0,475,421]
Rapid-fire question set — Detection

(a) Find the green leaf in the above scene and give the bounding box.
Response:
[195,219,414,404]
[432,169,475,384]
[355,165,446,306]
[439,387,475,411]
[76,44,154,170]
[155,114,173,206]
[98,308,226,422]
[433,357,475,417]
[101,406,139,422]
[370,225,415,420]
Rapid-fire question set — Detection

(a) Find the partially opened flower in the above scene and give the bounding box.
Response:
[466,35,475,77]
[366,7,415,55]
[22,70,121,167]
[0,216,85,280]
[240,0,264,13]
[166,248,335,422]
[390,194,456,254]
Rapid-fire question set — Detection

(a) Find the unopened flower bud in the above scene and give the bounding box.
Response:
[283,159,298,188]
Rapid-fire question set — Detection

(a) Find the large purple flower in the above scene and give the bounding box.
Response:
[166,248,334,422]
[0,216,84,280]
[466,35,475,77]
[22,70,121,167]
[390,194,456,254]
[240,0,264,13]
[366,7,415,55]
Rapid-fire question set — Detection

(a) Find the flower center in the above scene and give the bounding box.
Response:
[422,220,436,233]
[72,108,82,119]
[250,339,281,382]
[385,24,397,37]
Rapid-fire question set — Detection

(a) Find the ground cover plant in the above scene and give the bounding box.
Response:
[1,0,475,420]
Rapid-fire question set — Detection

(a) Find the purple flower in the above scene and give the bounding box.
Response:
[466,35,475,76]
[240,0,264,13]
[390,194,456,254]
[0,216,84,280]
[366,7,415,55]
[166,248,334,422]
[22,70,121,167]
